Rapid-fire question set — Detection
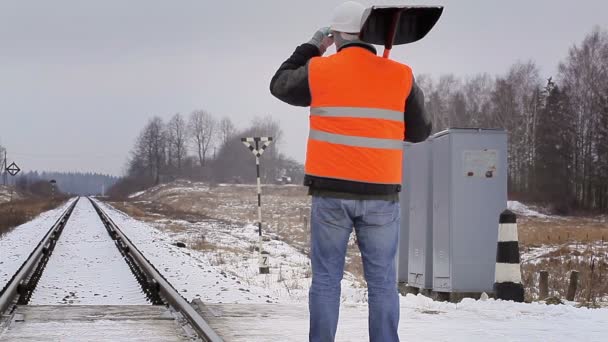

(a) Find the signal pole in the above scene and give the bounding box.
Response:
[50,180,57,202]
[2,150,6,186]
[241,137,273,274]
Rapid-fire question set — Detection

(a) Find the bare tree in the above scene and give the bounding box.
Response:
[0,142,5,168]
[189,110,217,167]
[166,113,187,171]
[418,74,461,133]
[558,27,608,209]
[218,117,236,147]
[0,142,5,185]
[214,118,297,184]
[462,73,494,127]
[250,115,283,159]
[130,117,166,185]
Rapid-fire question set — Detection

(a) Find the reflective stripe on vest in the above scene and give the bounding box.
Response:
[308,129,403,150]
[311,106,404,123]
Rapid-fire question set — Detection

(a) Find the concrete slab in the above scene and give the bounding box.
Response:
[0,305,197,342]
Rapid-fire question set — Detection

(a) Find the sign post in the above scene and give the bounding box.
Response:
[1,150,6,186]
[5,162,21,208]
[50,179,57,202]
[241,137,273,274]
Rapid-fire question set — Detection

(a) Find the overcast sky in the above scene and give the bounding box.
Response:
[1,0,606,176]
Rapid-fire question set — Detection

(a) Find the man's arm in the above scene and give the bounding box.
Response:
[404,80,432,142]
[270,28,333,107]
[269,43,320,107]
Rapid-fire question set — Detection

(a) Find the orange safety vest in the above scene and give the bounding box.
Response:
[306,47,413,187]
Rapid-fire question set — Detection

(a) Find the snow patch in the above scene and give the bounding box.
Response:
[0,186,22,204]
[508,200,552,219]
[128,190,146,198]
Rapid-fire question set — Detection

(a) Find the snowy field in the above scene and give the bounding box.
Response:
[116,181,608,341]
[96,200,369,304]
[0,198,75,290]
[2,189,606,340]
[98,194,608,341]
[29,199,148,305]
[97,200,278,303]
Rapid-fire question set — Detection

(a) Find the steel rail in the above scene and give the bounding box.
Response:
[88,198,224,342]
[0,198,79,314]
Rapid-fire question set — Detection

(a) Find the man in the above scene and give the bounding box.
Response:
[270,2,431,341]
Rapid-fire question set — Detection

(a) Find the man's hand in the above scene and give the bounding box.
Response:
[308,27,334,56]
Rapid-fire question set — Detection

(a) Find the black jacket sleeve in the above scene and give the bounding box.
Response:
[269,43,320,107]
[404,80,432,143]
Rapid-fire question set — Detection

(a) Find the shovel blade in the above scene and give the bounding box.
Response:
[360,6,444,47]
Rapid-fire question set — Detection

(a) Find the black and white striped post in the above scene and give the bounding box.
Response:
[241,137,273,274]
[493,209,524,302]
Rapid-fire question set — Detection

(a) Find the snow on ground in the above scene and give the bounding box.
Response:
[508,200,553,219]
[210,295,608,341]
[97,200,367,304]
[363,295,607,341]
[29,199,148,305]
[228,295,608,342]
[127,190,146,199]
[0,186,21,204]
[127,181,211,202]
[0,198,75,290]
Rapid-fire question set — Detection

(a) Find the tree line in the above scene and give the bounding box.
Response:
[418,27,608,213]
[12,171,118,196]
[110,27,607,213]
[108,113,303,198]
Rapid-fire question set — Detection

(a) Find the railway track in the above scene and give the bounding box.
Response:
[0,197,222,342]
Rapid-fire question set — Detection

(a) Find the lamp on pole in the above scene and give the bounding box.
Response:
[49,179,57,202]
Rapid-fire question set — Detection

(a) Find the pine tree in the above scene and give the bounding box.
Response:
[535,80,575,211]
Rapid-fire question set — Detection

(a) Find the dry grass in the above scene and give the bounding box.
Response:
[190,234,216,251]
[519,217,608,246]
[190,233,246,256]
[0,198,65,237]
[105,201,148,219]
[121,182,369,285]
[520,216,608,305]
[522,244,607,305]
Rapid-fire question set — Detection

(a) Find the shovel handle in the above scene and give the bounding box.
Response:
[383,10,402,59]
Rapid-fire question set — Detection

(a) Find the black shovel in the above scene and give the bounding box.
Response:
[359,5,444,58]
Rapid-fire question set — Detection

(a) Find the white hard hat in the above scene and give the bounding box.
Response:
[330,1,366,34]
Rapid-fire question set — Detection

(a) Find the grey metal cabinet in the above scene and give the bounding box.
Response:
[431,129,508,293]
[399,140,433,288]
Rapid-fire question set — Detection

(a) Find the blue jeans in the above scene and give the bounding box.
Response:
[309,196,400,342]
